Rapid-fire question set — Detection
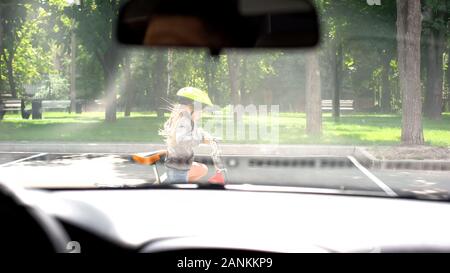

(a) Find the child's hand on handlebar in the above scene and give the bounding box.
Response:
[203,135,215,144]
[199,129,212,144]
[202,132,220,144]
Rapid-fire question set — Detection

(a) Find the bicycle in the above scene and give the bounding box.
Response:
[131,138,227,185]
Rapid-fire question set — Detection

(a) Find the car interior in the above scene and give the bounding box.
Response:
[2,0,450,255]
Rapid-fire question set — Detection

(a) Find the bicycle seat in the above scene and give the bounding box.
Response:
[132,150,167,165]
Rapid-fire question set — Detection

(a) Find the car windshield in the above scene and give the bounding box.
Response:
[0,0,449,201]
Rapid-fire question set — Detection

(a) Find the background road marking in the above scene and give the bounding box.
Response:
[0,153,48,167]
[348,155,398,197]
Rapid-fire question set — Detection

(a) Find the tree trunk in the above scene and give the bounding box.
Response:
[424,30,445,119]
[263,88,273,106]
[305,51,322,136]
[332,41,342,122]
[205,54,218,103]
[397,0,424,145]
[153,50,167,118]
[124,55,134,117]
[69,32,77,113]
[227,50,241,105]
[102,47,121,122]
[5,49,17,98]
[167,48,173,97]
[205,54,212,93]
[104,69,117,122]
[446,46,450,112]
[380,53,392,112]
[240,56,248,105]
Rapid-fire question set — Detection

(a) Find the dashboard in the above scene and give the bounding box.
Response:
[16,186,450,253]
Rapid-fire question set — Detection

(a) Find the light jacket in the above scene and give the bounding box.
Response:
[165,110,206,170]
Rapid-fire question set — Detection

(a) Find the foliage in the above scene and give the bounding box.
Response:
[0,0,449,121]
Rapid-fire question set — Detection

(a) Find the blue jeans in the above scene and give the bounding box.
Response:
[166,167,189,184]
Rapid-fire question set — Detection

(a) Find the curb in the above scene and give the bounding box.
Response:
[353,147,450,171]
[0,142,357,156]
[1,142,449,171]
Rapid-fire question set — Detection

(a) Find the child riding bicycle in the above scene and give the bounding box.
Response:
[159,87,214,184]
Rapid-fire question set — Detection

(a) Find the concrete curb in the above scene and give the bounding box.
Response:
[353,147,450,171]
[0,142,167,154]
[0,142,357,156]
[1,142,449,171]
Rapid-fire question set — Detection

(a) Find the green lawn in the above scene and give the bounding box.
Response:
[0,111,449,146]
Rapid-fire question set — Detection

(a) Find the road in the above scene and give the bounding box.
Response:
[0,152,449,199]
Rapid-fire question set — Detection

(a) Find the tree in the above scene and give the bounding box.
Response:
[318,0,397,115]
[1,1,68,99]
[0,0,27,98]
[69,31,77,113]
[305,51,322,136]
[204,54,218,102]
[167,48,173,100]
[380,50,393,112]
[122,54,133,117]
[152,49,168,118]
[397,0,424,145]
[422,0,448,120]
[72,0,125,122]
[227,50,241,105]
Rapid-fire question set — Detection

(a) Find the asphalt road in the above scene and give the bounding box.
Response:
[0,152,449,200]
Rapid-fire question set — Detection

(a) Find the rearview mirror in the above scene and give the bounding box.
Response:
[117,0,320,54]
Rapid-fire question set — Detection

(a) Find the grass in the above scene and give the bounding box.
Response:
[0,111,449,146]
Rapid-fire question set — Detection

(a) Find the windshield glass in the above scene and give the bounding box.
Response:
[0,0,449,201]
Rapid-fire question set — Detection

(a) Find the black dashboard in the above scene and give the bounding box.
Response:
[16,186,450,253]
